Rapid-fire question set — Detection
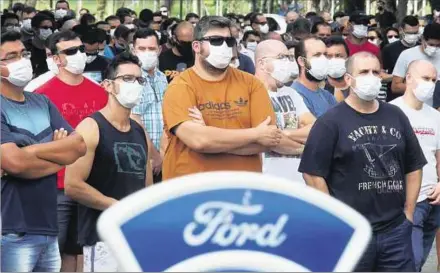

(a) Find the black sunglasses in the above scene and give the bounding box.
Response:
[387,35,399,39]
[113,75,147,85]
[39,26,53,30]
[199,36,236,47]
[58,45,85,56]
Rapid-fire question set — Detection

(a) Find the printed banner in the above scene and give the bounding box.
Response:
[97,172,371,272]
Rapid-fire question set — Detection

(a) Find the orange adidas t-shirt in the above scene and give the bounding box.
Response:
[162,67,276,180]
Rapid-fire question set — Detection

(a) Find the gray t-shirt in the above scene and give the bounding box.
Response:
[392,46,440,106]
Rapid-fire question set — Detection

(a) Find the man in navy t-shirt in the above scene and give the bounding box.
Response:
[299,52,426,271]
[0,31,86,272]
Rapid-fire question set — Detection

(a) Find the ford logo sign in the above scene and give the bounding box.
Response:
[97,172,371,272]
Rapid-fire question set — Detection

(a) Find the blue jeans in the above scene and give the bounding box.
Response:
[355,218,415,272]
[1,234,61,272]
[412,200,440,271]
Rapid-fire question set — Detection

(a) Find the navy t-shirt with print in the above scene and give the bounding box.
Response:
[299,101,426,232]
[1,92,72,236]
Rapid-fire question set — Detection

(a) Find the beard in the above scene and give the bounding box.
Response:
[200,47,229,75]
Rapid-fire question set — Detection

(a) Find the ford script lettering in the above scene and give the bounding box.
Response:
[183,194,288,248]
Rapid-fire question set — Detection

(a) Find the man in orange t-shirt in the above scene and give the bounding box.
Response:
[162,16,281,180]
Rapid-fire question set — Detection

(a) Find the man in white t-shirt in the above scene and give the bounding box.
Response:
[390,60,440,271]
[24,47,58,92]
[255,39,316,182]
[391,23,440,106]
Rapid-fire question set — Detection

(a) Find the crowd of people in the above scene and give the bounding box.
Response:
[2,0,440,271]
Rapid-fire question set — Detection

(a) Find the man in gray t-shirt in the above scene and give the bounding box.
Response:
[391,23,440,106]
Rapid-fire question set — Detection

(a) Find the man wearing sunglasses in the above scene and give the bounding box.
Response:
[162,16,281,180]
[250,13,269,35]
[65,52,153,272]
[159,21,194,82]
[0,30,86,272]
[81,27,110,84]
[35,30,108,272]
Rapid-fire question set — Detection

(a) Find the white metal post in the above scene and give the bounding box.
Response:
[422,0,427,15]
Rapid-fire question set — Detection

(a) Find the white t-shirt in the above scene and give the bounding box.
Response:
[392,46,440,106]
[263,86,309,183]
[390,97,440,202]
[24,71,56,92]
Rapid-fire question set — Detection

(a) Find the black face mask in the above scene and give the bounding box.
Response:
[176,41,194,59]
[305,70,323,82]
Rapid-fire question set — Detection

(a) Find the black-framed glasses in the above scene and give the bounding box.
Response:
[58,45,85,56]
[199,36,236,47]
[86,50,99,56]
[113,75,147,85]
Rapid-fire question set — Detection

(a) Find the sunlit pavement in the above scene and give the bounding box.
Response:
[423,243,438,272]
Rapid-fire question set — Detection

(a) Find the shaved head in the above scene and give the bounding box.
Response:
[175,21,194,38]
[286,11,299,23]
[407,59,437,76]
[346,52,379,75]
[255,39,287,61]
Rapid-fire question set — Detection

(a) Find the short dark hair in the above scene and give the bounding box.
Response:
[311,21,330,34]
[161,17,181,31]
[31,11,54,29]
[244,12,255,22]
[116,7,131,23]
[114,24,131,40]
[133,28,159,45]
[12,2,25,13]
[80,13,95,25]
[242,30,260,41]
[139,8,153,23]
[103,51,140,80]
[423,23,440,40]
[81,27,104,44]
[105,15,120,23]
[1,12,19,27]
[185,12,199,21]
[333,11,345,21]
[152,11,162,18]
[287,18,311,34]
[305,11,317,18]
[194,16,231,40]
[95,21,108,27]
[294,35,320,62]
[401,15,419,28]
[56,0,70,9]
[349,13,369,25]
[1,30,21,45]
[80,8,89,13]
[250,13,263,24]
[47,30,78,54]
[325,35,350,56]
[72,24,88,37]
[23,6,36,14]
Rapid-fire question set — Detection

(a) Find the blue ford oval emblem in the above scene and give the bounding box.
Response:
[97,172,371,272]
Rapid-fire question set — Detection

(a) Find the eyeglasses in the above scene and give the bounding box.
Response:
[58,45,85,56]
[199,36,236,47]
[387,35,399,39]
[1,51,31,62]
[368,37,378,41]
[113,75,147,85]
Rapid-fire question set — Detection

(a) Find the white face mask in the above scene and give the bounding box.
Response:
[388,37,400,43]
[86,55,97,64]
[424,44,438,57]
[2,58,33,87]
[306,55,329,81]
[55,9,68,20]
[115,81,143,109]
[288,59,300,79]
[259,23,269,34]
[64,51,87,74]
[125,24,135,29]
[21,19,32,31]
[110,28,116,38]
[246,41,257,52]
[267,58,294,84]
[46,57,59,74]
[327,58,346,79]
[229,58,240,68]
[403,33,419,46]
[243,26,253,32]
[137,51,158,71]
[368,39,380,46]
[98,50,105,56]
[413,79,435,102]
[205,42,233,69]
[39,28,53,40]
[352,24,368,38]
[351,74,382,101]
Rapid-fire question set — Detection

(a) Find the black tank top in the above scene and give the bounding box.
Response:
[78,112,148,246]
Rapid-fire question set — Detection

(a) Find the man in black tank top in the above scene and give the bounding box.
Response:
[65,52,153,272]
